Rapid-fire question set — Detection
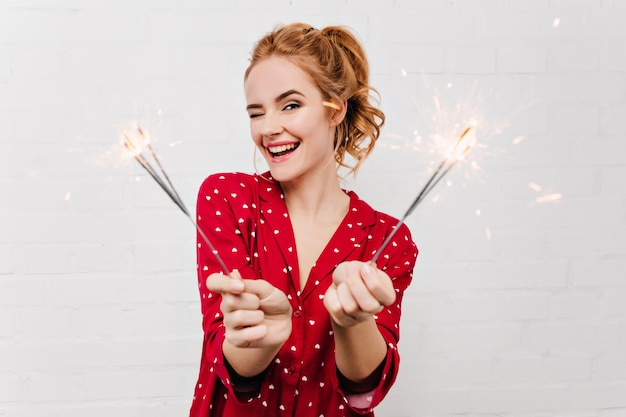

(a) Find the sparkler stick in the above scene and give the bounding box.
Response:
[123,128,231,276]
[125,138,185,213]
[370,125,474,265]
[137,126,187,212]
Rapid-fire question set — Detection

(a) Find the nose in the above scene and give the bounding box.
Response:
[260,111,283,138]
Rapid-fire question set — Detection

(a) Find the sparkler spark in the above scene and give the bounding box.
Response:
[122,127,231,276]
[527,180,563,206]
[535,193,563,204]
[528,182,543,192]
[371,124,476,264]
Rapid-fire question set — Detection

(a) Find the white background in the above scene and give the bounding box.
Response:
[1,1,625,416]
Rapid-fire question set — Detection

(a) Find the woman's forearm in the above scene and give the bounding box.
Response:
[332,318,388,390]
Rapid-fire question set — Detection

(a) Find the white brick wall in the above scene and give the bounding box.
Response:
[1,1,624,416]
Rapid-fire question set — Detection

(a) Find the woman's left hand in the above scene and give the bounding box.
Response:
[323,261,396,328]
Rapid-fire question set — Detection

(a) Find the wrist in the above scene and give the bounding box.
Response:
[222,339,283,378]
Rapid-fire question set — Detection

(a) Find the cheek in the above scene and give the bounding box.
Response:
[288,113,328,139]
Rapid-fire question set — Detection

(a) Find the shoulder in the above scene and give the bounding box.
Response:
[347,191,406,232]
[199,172,259,190]
[198,172,263,198]
[370,208,418,271]
[348,190,417,252]
[376,211,415,249]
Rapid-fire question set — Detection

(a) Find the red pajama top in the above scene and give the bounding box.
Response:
[189,172,417,417]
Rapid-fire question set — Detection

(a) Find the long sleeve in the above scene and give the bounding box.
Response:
[339,221,417,414]
[190,173,261,416]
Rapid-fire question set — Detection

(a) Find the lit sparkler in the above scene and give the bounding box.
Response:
[371,124,475,264]
[123,126,231,276]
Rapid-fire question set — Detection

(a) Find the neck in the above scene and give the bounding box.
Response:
[280,167,348,219]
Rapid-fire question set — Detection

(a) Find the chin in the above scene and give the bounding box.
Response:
[267,168,292,183]
[267,165,302,184]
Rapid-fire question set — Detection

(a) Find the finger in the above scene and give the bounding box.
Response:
[229,269,243,280]
[323,286,347,320]
[324,285,359,327]
[323,285,339,314]
[207,270,245,295]
[360,263,396,306]
[338,282,379,322]
[225,324,268,348]
[331,261,352,285]
[336,282,360,316]
[223,309,264,329]
[241,279,291,316]
[240,278,276,301]
[345,272,385,314]
[220,291,261,313]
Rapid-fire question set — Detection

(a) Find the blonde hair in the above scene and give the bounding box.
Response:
[244,22,385,176]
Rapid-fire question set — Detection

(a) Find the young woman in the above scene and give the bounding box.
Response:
[190,22,417,417]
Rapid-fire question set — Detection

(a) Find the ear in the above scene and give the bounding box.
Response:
[323,100,348,127]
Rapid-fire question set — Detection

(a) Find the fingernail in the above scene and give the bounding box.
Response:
[361,263,373,277]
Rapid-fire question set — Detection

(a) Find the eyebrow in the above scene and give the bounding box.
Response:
[246,89,305,110]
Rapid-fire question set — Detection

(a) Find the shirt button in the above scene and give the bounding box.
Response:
[286,365,296,374]
[293,310,302,318]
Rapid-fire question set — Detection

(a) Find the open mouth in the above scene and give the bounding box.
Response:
[267,142,300,158]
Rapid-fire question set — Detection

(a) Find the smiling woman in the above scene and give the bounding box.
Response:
[245,56,344,183]
[189,22,417,417]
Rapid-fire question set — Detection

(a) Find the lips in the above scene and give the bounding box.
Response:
[267,142,300,158]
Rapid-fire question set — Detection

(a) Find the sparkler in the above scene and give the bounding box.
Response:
[123,126,231,276]
[370,124,475,264]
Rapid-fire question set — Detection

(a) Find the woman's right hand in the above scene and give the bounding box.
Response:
[207,270,292,349]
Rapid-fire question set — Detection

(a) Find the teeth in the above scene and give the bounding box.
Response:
[268,143,297,154]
